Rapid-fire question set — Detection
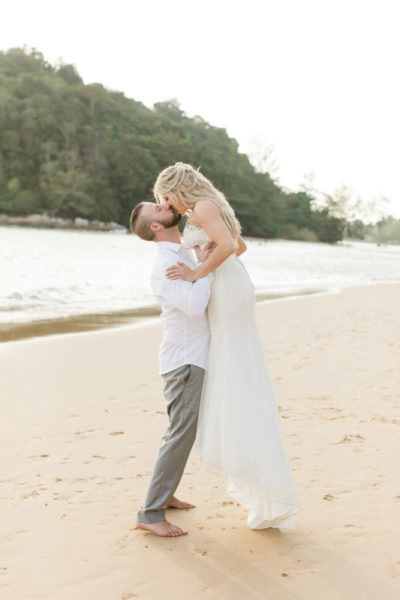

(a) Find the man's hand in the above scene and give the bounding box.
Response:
[195,242,216,263]
[166,262,196,282]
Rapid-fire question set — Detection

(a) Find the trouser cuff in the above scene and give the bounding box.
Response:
[137,508,166,524]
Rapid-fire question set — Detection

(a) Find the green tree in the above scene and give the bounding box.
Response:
[0,46,366,243]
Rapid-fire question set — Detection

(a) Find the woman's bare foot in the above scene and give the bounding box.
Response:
[166,496,196,510]
[136,520,188,537]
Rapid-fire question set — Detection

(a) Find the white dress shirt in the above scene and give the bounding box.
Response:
[151,241,212,375]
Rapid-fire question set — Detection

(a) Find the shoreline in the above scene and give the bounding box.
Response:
[1,282,399,598]
[0,213,127,232]
[0,306,160,344]
[0,286,333,344]
[2,280,399,344]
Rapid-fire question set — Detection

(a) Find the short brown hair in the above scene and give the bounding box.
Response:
[129,202,155,241]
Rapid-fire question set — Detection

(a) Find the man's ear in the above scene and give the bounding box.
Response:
[150,222,163,233]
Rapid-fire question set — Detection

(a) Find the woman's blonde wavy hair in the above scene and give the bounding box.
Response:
[153,162,241,239]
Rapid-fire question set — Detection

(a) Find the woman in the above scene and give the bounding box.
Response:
[154,163,301,530]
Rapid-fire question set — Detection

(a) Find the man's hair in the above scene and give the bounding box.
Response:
[130,202,155,241]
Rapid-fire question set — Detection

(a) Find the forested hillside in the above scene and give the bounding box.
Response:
[0,47,345,242]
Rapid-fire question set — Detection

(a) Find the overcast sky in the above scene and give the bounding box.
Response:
[2,0,399,218]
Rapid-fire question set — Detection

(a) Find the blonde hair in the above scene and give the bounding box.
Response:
[153,162,241,239]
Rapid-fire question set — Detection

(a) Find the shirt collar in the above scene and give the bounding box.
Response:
[156,241,184,253]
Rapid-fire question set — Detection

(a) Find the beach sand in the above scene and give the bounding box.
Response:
[1,283,399,599]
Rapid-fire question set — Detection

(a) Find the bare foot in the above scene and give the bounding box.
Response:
[166,496,196,510]
[136,520,188,537]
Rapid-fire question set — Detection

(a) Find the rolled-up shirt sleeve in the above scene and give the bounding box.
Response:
[159,273,212,317]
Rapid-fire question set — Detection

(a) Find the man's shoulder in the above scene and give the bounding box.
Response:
[151,250,180,288]
[154,244,195,268]
[153,250,180,273]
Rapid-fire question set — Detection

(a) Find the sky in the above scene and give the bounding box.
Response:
[2,0,400,219]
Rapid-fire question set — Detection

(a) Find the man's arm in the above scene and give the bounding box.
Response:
[159,271,212,317]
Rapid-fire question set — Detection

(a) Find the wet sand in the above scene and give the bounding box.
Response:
[1,283,399,599]
[0,306,160,343]
[0,288,326,343]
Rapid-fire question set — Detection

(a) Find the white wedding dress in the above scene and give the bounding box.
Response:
[183,224,301,530]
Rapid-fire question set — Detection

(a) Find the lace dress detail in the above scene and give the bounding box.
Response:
[182,223,213,249]
[183,223,301,530]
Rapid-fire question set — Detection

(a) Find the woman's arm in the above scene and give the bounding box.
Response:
[166,201,236,282]
[236,235,247,256]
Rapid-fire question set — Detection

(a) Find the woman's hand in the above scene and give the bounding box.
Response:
[166,262,196,282]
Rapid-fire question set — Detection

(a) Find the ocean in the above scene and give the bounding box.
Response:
[1,225,399,341]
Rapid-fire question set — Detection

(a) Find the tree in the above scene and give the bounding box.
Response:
[0,45,368,243]
[245,135,280,182]
[311,209,345,243]
[56,63,83,86]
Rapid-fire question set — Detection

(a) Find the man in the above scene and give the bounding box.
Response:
[130,201,212,537]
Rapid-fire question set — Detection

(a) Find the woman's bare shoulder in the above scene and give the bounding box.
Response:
[192,200,221,223]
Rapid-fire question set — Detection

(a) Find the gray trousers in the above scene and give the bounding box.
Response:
[137,364,205,524]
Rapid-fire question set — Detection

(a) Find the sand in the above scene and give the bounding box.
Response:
[1,283,399,599]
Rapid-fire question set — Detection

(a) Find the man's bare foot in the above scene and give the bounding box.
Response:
[136,520,188,537]
[166,496,196,510]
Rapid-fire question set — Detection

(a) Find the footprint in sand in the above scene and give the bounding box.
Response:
[323,493,336,501]
[116,535,128,550]
[22,490,40,499]
[333,434,365,444]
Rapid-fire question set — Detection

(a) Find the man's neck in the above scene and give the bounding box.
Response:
[155,228,181,244]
